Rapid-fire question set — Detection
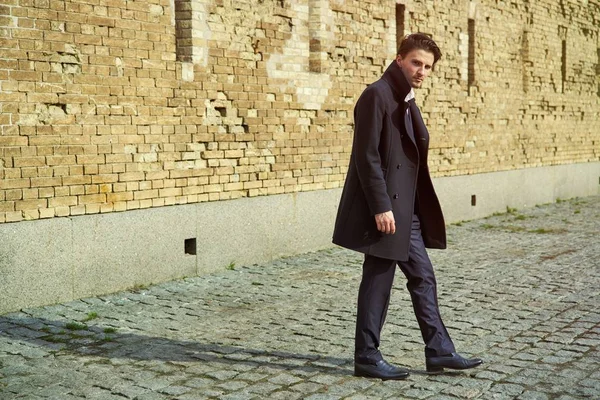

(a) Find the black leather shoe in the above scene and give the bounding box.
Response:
[354,359,410,380]
[426,352,483,372]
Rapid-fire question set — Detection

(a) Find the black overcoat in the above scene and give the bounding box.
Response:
[332,61,446,262]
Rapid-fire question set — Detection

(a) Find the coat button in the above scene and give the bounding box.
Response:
[396,164,401,169]
[393,194,399,199]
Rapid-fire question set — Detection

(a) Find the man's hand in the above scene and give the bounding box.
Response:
[375,211,395,235]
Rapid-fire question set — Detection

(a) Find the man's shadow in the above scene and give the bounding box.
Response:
[1,315,458,377]
[0,314,355,376]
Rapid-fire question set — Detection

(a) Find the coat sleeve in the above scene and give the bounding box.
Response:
[352,86,392,216]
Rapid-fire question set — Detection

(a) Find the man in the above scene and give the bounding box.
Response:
[333,33,483,380]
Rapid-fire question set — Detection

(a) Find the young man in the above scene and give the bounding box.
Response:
[333,33,483,380]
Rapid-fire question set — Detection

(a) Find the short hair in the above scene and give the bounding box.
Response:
[397,33,442,66]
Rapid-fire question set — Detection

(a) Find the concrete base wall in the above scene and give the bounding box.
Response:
[434,162,600,223]
[1,162,599,314]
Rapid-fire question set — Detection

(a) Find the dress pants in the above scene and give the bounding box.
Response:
[354,214,456,363]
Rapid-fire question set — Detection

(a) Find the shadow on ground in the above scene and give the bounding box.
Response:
[0,315,358,376]
[0,314,455,379]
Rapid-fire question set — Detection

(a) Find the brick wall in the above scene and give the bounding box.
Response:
[0,0,599,223]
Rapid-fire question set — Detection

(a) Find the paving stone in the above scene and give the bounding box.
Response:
[233,372,268,382]
[205,369,240,381]
[289,381,325,393]
[343,395,381,400]
[216,380,250,392]
[402,387,437,398]
[111,384,151,399]
[242,381,282,394]
[517,391,550,400]
[158,385,191,396]
[267,390,304,400]
[216,392,259,400]
[490,383,526,396]
[503,373,542,386]
[268,372,303,385]
[308,371,346,386]
[303,394,344,400]
[133,393,170,400]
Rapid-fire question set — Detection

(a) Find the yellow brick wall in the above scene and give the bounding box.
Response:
[0,0,599,223]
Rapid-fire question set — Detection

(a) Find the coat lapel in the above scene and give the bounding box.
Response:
[381,61,420,160]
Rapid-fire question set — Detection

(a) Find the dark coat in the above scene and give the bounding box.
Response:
[332,61,446,262]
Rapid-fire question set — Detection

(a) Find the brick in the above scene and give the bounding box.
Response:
[87,15,115,27]
[91,174,118,184]
[118,172,144,182]
[30,177,61,187]
[62,176,91,185]
[0,201,15,212]
[78,194,106,204]
[15,199,47,210]
[158,187,182,197]
[48,196,77,207]
[1,179,30,189]
[5,211,24,222]
[0,136,27,147]
[13,157,46,167]
[46,155,76,166]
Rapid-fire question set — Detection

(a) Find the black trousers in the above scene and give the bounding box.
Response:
[355,214,456,363]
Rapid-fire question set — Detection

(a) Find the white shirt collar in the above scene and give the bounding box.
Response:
[404,88,415,103]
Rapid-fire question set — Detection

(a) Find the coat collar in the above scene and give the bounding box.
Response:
[381,61,413,103]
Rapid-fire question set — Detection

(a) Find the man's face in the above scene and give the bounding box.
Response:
[395,49,435,89]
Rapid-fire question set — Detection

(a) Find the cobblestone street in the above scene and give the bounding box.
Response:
[1,196,599,399]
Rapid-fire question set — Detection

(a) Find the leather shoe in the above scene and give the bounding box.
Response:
[426,352,483,372]
[354,359,410,380]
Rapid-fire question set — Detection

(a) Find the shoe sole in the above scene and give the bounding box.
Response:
[426,362,483,373]
[354,373,409,380]
[354,370,409,380]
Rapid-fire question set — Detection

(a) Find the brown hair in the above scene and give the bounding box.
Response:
[397,33,442,66]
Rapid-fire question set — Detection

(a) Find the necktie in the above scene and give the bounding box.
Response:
[407,98,429,165]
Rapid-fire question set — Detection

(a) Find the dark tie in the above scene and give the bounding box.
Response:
[407,98,429,165]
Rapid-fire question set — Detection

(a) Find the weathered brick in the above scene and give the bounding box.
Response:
[15,199,47,210]
[1,179,30,190]
[13,157,46,167]
[48,196,77,207]
[5,211,24,222]
[30,177,61,187]
[78,193,106,204]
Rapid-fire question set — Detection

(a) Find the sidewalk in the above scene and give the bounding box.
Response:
[1,196,599,399]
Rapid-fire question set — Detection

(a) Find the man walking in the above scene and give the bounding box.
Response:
[333,33,483,380]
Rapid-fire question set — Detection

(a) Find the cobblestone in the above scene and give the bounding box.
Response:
[0,197,599,399]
